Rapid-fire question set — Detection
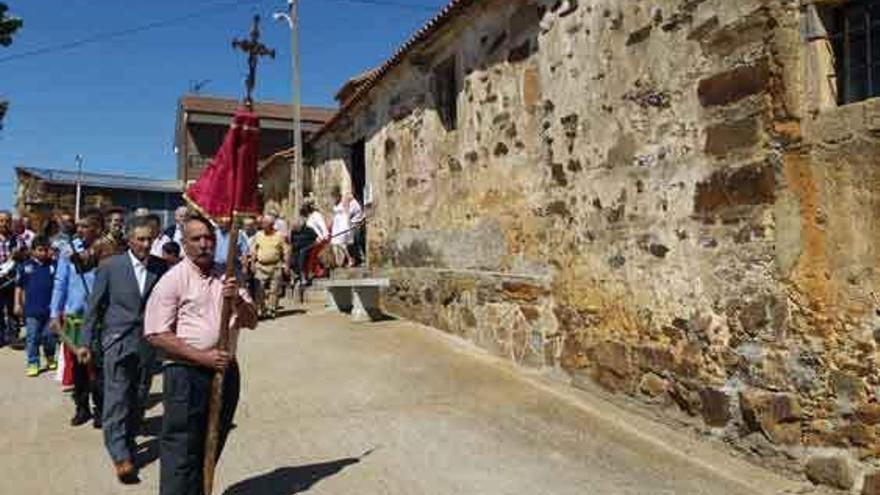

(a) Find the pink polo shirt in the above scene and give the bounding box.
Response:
[144,257,254,355]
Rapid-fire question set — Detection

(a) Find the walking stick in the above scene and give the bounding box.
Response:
[203,219,240,494]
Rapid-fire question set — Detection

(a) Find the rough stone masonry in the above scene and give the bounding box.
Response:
[306,0,880,489]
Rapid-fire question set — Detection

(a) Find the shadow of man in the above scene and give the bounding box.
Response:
[223,449,374,495]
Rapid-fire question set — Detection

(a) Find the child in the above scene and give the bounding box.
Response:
[15,235,57,377]
[161,240,181,266]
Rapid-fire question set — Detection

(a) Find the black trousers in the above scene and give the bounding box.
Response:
[349,223,366,266]
[72,358,103,417]
[160,362,240,495]
[0,285,17,344]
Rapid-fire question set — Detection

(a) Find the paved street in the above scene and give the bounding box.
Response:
[0,302,804,495]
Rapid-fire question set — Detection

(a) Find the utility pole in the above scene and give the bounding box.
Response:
[274,0,303,217]
[74,154,83,221]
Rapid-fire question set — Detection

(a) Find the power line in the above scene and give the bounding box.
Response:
[0,0,443,65]
[0,0,268,65]
[318,0,442,11]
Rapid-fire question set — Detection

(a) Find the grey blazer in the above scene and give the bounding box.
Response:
[81,252,168,352]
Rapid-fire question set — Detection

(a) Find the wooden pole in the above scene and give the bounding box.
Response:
[203,218,241,495]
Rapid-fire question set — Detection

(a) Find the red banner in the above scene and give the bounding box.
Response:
[184,109,261,220]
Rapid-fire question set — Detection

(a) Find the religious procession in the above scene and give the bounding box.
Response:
[4,0,880,494]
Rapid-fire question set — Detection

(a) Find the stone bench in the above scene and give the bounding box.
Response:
[317,278,390,322]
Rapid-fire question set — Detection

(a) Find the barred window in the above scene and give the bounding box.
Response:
[828,0,880,104]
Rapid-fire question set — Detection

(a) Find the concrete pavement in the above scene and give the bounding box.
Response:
[0,302,809,494]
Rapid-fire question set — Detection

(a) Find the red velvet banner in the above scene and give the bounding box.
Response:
[184,109,261,220]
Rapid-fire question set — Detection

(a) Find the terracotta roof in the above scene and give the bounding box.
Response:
[312,0,478,141]
[334,67,381,103]
[180,95,337,124]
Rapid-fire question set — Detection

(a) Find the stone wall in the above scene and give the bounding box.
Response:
[308,0,880,487]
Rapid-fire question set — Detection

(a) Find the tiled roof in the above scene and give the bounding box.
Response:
[312,0,478,141]
[179,95,337,124]
[17,166,183,193]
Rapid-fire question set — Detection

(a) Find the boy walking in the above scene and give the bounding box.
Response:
[15,236,57,377]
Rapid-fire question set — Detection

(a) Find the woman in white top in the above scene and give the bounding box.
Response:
[330,189,352,267]
[305,206,329,241]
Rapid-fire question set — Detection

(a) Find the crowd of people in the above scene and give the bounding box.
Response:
[0,185,365,493]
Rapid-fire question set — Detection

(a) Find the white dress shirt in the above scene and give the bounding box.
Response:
[173,225,184,245]
[150,234,171,258]
[128,250,147,296]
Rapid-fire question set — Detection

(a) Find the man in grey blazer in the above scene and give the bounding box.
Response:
[81,215,168,484]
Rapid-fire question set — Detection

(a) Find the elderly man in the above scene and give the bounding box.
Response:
[250,214,288,319]
[145,215,257,495]
[81,216,168,483]
[164,206,189,245]
[50,211,76,256]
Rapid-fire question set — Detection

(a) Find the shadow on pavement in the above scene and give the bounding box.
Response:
[222,448,375,495]
[275,308,307,318]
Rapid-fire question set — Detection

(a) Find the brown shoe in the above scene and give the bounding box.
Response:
[115,460,139,484]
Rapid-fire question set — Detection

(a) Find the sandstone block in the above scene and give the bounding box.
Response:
[766,422,801,445]
[832,370,867,403]
[697,59,769,107]
[518,305,541,322]
[862,471,880,495]
[669,381,700,416]
[634,345,676,374]
[699,388,731,427]
[694,162,774,215]
[740,390,802,440]
[501,281,549,302]
[840,423,878,448]
[704,117,762,157]
[805,455,854,490]
[591,341,632,392]
[639,373,668,398]
[857,404,880,426]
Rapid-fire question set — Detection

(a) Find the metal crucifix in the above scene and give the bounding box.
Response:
[232,14,275,107]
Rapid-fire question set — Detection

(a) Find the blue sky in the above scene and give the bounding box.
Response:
[0,0,443,209]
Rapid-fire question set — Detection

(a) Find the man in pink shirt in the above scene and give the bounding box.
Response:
[145,215,257,495]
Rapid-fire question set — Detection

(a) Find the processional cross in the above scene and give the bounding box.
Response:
[232,14,275,107]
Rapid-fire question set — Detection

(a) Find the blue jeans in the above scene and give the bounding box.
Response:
[25,315,56,367]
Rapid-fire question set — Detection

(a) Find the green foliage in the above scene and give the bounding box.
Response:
[0,3,20,129]
[0,2,22,47]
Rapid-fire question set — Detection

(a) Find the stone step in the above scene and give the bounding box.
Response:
[284,285,328,305]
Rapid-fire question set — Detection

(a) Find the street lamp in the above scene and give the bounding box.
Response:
[74,154,83,221]
[274,0,304,218]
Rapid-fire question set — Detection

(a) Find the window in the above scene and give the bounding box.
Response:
[433,56,458,130]
[828,0,880,104]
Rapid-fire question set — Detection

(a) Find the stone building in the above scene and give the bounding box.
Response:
[306,0,880,486]
[16,166,184,225]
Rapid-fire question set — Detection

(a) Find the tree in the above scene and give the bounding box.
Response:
[0,2,22,129]
[0,2,22,47]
